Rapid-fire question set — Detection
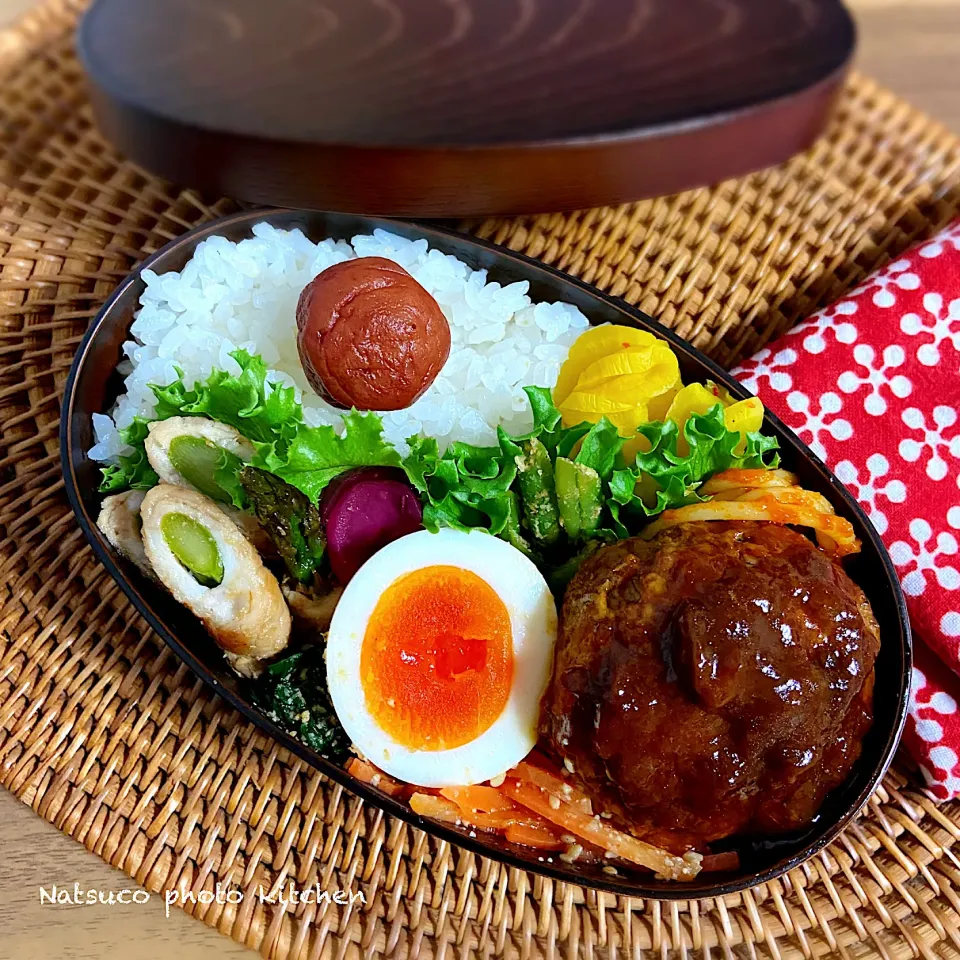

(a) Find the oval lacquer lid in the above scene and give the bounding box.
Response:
[78,0,855,216]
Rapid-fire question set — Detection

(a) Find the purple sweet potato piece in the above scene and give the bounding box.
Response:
[321,468,423,584]
[320,467,405,527]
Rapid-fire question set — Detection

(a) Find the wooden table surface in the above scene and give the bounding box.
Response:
[1,0,958,958]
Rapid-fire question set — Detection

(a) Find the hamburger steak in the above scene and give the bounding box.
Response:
[541,521,880,851]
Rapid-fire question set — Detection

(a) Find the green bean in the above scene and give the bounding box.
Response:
[555,458,603,539]
[499,490,535,558]
[577,464,603,536]
[554,457,582,539]
[515,437,561,544]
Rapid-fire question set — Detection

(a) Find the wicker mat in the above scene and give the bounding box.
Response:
[2,2,960,958]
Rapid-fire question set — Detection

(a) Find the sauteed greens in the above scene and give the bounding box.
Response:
[251,648,348,758]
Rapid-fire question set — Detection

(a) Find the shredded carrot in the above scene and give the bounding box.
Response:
[440,786,518,814]
[502,779,700,880]
[504,822,567,851]
[346,758,410,799]
[437,786,534,829]
[351,761,563,842]
[410,793,473,825]
[411,791,561,838]
[350,757,702,877]
[509,761,593,813]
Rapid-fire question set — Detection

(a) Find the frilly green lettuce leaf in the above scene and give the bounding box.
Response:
[98,418,159,492]
[151,349,302,446]
[574,417,624,481]
[99,350,301,493]
[99,351,403,501]
[255,410,403,504]
[619,403,780,520]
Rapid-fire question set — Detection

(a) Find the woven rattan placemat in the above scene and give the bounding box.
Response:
[3,2,960,957]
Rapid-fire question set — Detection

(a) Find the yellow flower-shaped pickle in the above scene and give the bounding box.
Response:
[665,383,719,427]
[553,326,663,406]
[724,396,764,434]
[555,325,681,439]
[665,383,764,453]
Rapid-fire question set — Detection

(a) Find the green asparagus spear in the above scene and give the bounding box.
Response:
[168,434,246,508]
[160,512,224,587]
[239,467,325,582]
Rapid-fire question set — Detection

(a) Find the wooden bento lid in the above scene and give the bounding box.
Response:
[77,0,855,217]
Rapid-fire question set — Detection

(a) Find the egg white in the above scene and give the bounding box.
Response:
[326,528,557,787]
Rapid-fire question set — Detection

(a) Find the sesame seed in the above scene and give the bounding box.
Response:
[603,866,619,876]
[563,758,575,773]
[387,699,396,708]
[604,850,616,859]
[560,834,577,844]
[559,844,583,863]
[599,811,612,819]
[371,775,381,787]
[548,795,561,810]
[489,773,505,787]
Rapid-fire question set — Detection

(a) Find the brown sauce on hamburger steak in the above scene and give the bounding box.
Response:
[541,521,880,852]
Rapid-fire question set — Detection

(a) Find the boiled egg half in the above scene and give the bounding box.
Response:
[326,528,557,787]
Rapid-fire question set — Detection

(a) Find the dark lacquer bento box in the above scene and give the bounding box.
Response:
[61,209,910,899]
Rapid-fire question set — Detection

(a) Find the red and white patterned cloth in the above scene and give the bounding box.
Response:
[732,219,960,800]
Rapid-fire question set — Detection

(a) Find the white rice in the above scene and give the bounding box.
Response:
[89,223,591,463]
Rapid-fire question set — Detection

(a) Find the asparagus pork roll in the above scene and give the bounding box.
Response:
[97,490,152,576]
[144,416,272,552]
[145,416,255,489]
[140,484,290,661]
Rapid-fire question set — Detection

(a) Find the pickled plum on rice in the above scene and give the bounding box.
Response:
[296,257,451,411]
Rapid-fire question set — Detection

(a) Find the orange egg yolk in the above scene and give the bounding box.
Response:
[360,565,514,751]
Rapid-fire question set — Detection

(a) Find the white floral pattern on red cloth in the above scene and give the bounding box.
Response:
[732,218,960,800]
